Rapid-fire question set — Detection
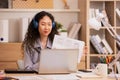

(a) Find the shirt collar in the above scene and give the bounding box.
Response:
[34,38,52,49]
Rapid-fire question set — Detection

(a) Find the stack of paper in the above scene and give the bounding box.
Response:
[76,71,102,78]
[11,76,43,80]
[52,35,85,63]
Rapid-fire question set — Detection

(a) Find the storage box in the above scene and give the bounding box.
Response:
[12,0,53,9]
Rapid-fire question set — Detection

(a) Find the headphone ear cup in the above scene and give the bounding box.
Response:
[52,22,55,28]
[33,19,38,29]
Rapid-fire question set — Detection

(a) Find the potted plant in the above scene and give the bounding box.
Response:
[55,21,67,37]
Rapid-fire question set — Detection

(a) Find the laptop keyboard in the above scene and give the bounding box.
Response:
[5,69,38,74]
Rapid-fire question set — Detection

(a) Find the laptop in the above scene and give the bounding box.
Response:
[38,49,79,74]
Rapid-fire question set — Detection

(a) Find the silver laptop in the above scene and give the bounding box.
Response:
[38,49,79,74]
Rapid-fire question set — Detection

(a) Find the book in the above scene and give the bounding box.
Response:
[89,8,95,19]
[116,8,120,18]
[88,8,102,30]
[102,9,109,23]
[90,35,103,54]
[116,61,120,74]
[68,23,81,39]
[19,17,29,42]
[102,47,109,54]
[95,35,111,54]
[101,38,113,54]
[88,17,101,30]
[0,19,9,42]
[94,9,100,17]
[90,35,108,54]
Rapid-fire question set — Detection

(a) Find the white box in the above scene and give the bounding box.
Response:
[19,18,29,42]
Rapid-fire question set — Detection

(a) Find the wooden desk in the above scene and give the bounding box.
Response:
[80,77,117,80]
[6,73,118,80]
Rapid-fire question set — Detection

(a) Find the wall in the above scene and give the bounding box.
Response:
[0,0,79,42]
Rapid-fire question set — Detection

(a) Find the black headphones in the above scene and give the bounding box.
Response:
[33,18,55,29]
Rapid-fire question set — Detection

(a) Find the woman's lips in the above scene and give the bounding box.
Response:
[44,31,48,33]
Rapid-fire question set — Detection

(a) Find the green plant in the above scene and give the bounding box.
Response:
[55,21,63,30]
[55,21,67,32]
[60,29,67,32]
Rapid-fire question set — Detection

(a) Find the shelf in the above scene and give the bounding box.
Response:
[0,42,21,44]
[90,54,115,57]
[79,0,120,72]
[0,9,80,13]
[116,27,120,29]
[90,0,115,1]
[90,27,116,30]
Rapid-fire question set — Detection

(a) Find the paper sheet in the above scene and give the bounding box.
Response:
[11,74,80,80]
[38,74,80,80]
[108,73,120,78]
[76,71,102,78]
[52,35,85,63]
[11,76,43,80]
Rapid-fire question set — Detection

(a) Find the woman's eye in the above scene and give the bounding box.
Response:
[48,24,52,26]
[41,23,45,26]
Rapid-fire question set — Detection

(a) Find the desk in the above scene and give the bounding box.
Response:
[6,73,118,80]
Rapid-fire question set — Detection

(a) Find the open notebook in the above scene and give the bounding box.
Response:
[38,49,79,74]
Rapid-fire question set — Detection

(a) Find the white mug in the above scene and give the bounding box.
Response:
[93,63,108,77]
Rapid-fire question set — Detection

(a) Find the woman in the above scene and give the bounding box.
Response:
[22,11,59,71]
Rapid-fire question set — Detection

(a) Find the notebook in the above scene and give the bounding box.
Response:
[38,49,79,74]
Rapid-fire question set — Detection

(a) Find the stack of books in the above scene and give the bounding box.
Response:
[68,22,81,39]
[90,35,113,54]
[88,8,109,30]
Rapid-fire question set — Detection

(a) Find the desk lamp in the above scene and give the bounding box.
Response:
[95,13,120,75]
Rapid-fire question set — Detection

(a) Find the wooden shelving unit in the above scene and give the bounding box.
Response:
[79,0,120,73]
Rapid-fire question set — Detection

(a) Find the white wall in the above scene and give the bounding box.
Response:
[0,0,79,42]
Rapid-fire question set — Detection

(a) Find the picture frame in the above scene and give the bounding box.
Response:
[0,0,12,8]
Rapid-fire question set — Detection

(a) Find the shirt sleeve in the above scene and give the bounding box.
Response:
[24,48,39,72]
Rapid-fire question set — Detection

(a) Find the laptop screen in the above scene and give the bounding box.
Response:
[38,49,79,74]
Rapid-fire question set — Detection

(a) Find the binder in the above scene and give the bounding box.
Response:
[0,19,9,42]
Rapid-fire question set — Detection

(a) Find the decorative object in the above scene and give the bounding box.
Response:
[62,0,69,9]
[35,0,39,3]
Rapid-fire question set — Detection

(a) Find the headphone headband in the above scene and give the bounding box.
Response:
[33,18,55,29]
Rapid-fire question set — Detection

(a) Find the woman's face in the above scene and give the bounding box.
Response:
[38,15,52,37]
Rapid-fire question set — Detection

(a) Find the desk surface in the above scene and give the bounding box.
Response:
[6,73,118,80]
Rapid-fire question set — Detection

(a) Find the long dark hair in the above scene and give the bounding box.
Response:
[22,11,59,53]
